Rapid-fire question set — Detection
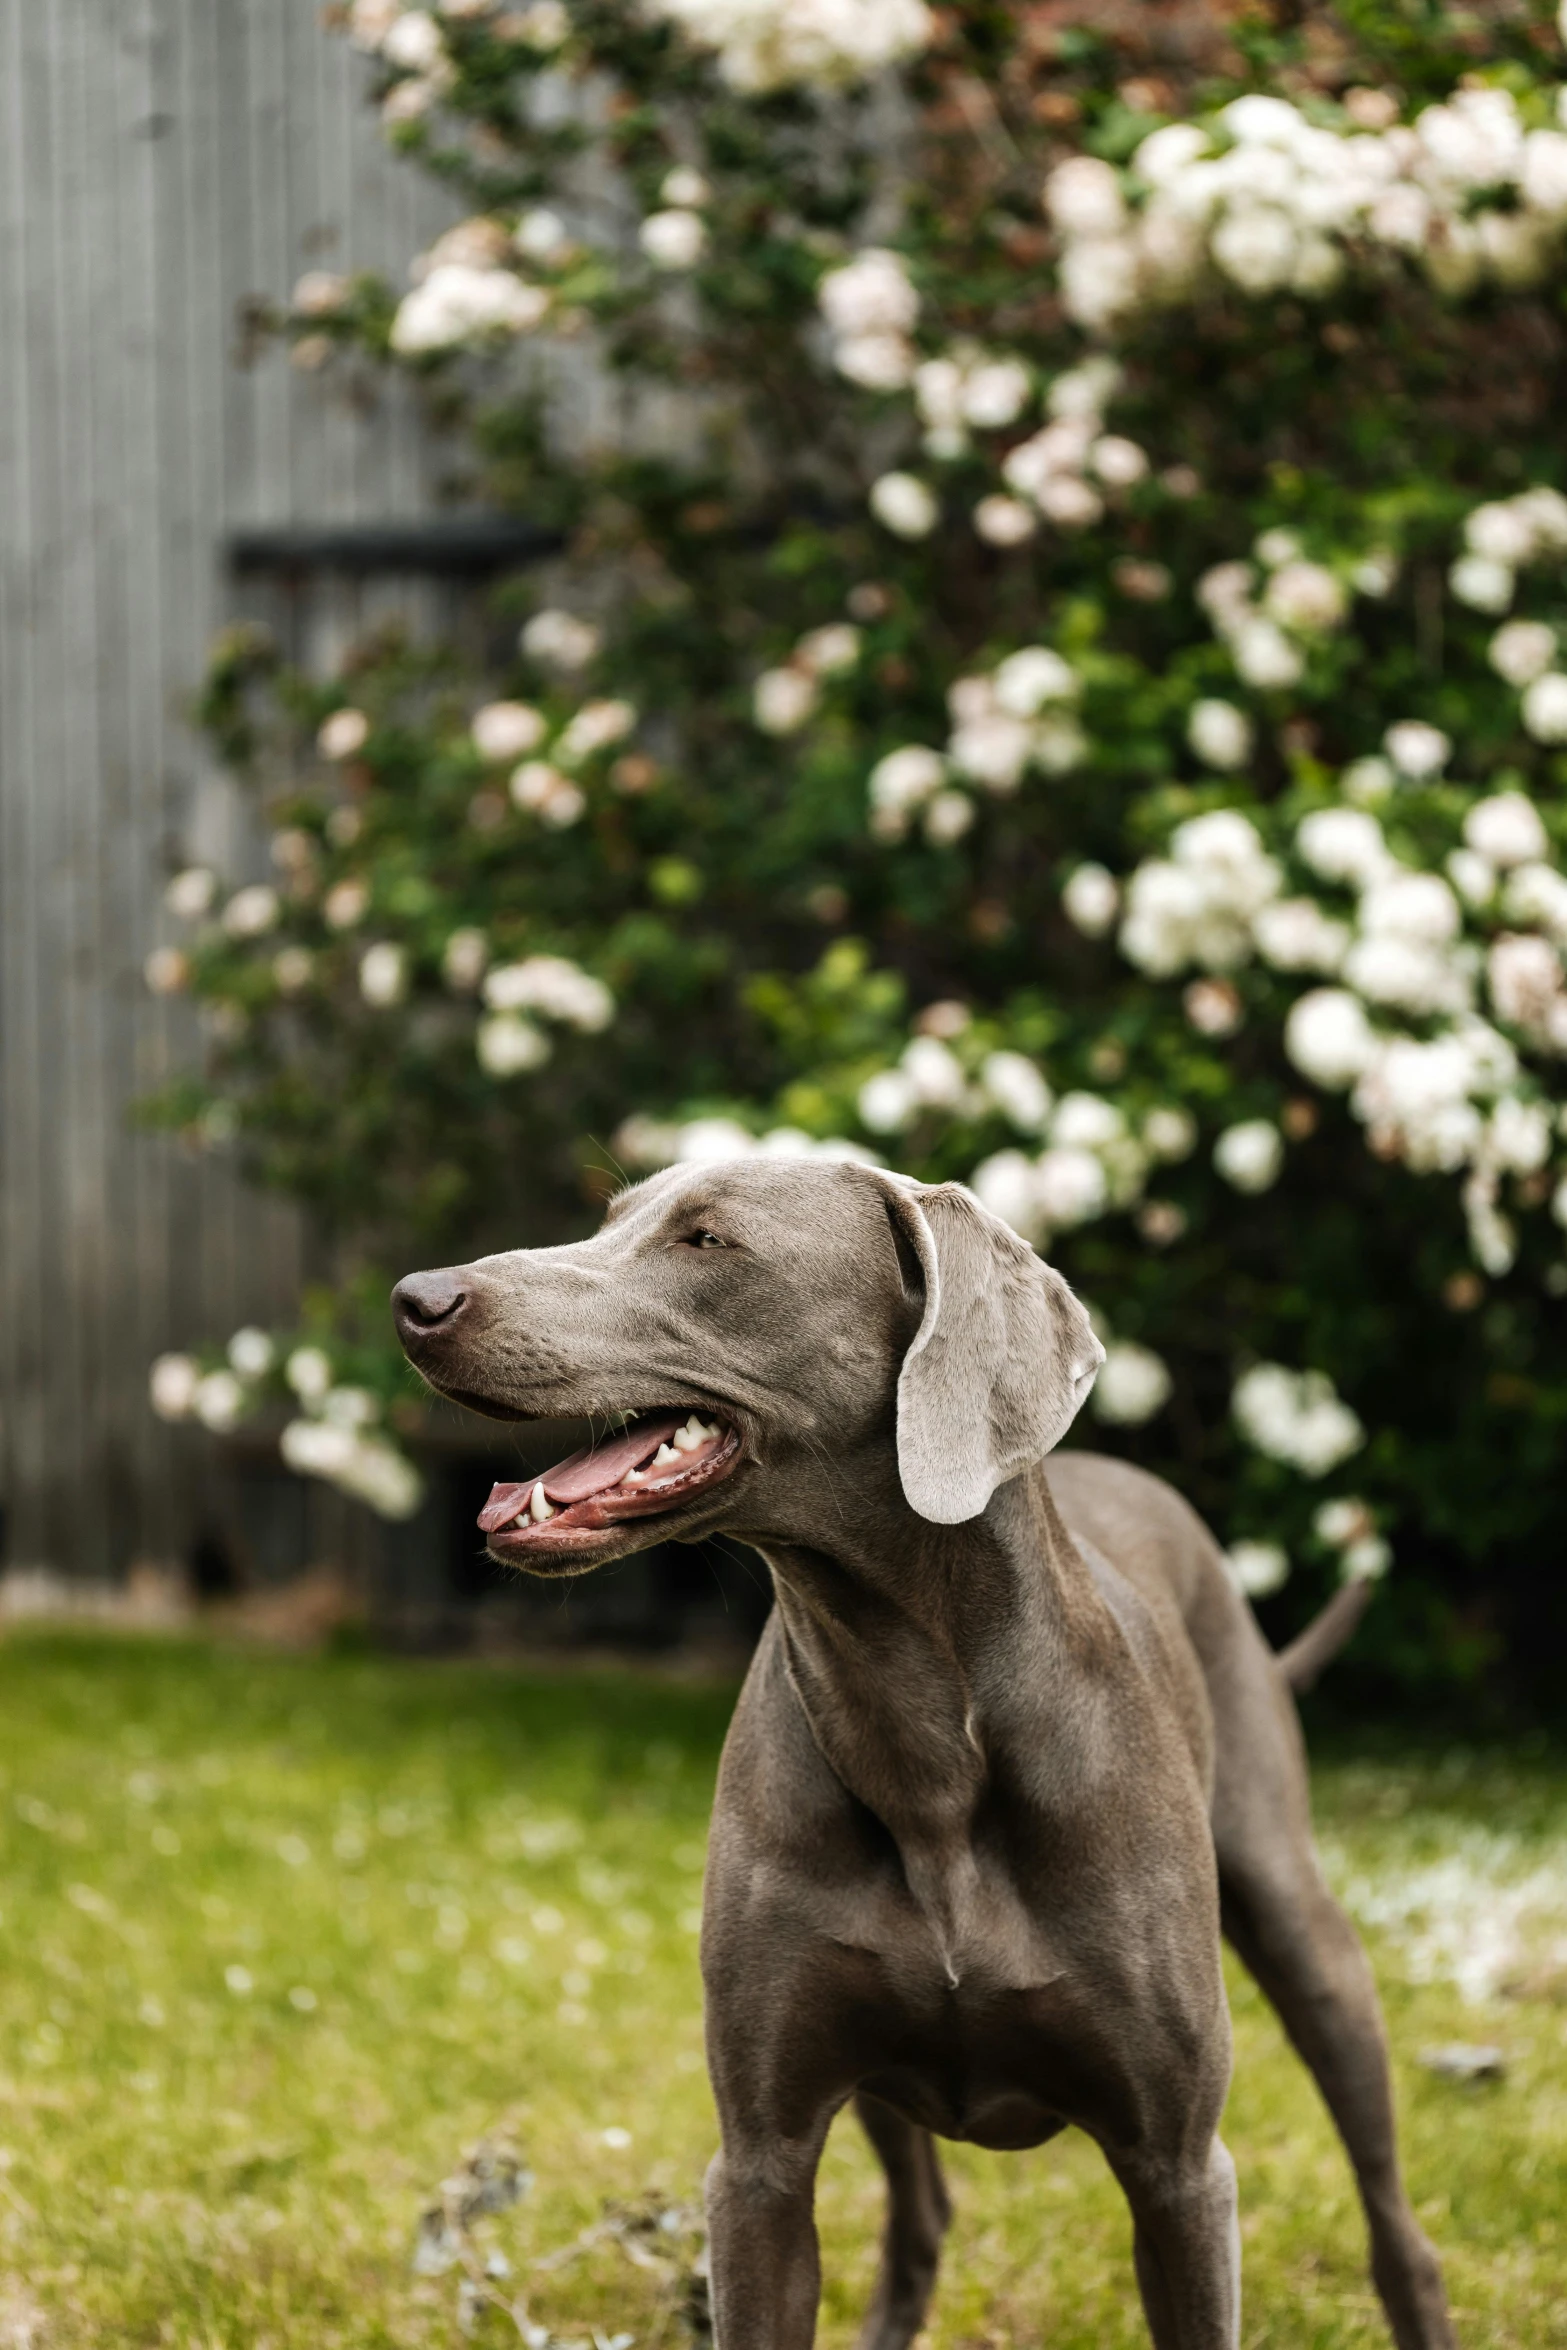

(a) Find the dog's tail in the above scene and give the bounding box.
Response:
[1275,1577,1374,1693]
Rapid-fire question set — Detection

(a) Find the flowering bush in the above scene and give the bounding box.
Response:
[144,0,1567,1698]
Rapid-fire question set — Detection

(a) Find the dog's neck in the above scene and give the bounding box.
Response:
[751,1463,1116,1983]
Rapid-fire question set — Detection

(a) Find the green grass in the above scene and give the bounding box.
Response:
[0,1632,1563,2349]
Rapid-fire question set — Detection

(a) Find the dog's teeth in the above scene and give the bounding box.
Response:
[625,1467,646,1484]
[529,1482,555,1522]
[653,1443,679,1466]
[673,1422,703,1453]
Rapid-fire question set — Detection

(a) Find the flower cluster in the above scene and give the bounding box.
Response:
[1047,87,1567,337]
[1232,1362,1365,1477]
[752,623,863,736]
[644,0,932,94]
[477,954,615,1078]
[1197,532,1365,693]
[150,1335,423,1520]
[867,645,1083,843]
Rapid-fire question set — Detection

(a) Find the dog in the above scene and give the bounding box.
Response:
[393,1157,1455,2350]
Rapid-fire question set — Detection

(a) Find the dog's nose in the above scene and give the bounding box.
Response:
[392,1270,469,1340]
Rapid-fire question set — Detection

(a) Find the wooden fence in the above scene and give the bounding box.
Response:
[0,0,462,1587]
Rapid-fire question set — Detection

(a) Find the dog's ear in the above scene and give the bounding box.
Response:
[877,1176,1104,1525]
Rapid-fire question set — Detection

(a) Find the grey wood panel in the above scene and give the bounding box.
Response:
[0,0,461,1581]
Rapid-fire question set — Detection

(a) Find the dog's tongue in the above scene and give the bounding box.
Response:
[477,1412,688,1532]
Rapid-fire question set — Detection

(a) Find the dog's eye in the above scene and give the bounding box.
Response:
[682,1228,728,1249]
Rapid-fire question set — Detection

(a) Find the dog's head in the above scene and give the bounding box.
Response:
[393,1158,1103,1576]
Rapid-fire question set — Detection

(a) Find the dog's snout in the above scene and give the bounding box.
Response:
[392,1270,469,1340]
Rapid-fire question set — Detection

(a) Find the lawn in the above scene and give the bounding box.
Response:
[0,1631,1563,2350]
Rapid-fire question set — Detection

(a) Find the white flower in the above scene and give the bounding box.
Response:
[1212,207,1298,294]
[227,1327,274,1379]
[1088,435,1148,488]
[1035,474,1103,528]
[503,0,568,47]
[1489,619,1556,686]
[1359,870,1461,945]
[472,701,546,761]
[273,944,312,993]
[993,647,1077,715]
[1223,1540,1291,1599]
[973,496,1036,546]
[981,1051,1052,1134]
[1487,933,1562,1032]
[795,624,861,676]
[286,1346,333,1405]
[391,266,548,354]
[1352,1037,1486,1170]
[1487,1095,1552,1173]
[1033,1146,1108,1227]
[753,668,818,734]
[924,790,974,845]
[1143,1106,1197,1161]
[818,248,918,338]
[144,948,189,996]
[521,609,601,668]
[1383,720,1450,779]
[1265,560,1346,633]
[672,1116,757,1162]
[969,1149,1044,1238]
[1447,848,1496,907]
[443,927,488,991]
[348,0,401,47]
[962,359,1031,429]
[1286,988,1379,1088]
[1314,1496,1374,1548]
[1233,1362,1364,1476]
[1342,756,1394,805]
[1342,1535,1391,1583]
[1253,899,1348,973]
[509,760,583,825]
[1214,1120,1284,1193]
[1187,699,1253,771]
[1522,673,1567,744]
[1092,1342,1172,1425]
[858,1070,917,1134]
[484,954,613,1030]
[557,700,636,762]
[1504,860,1567,940]
[515,206,569,261]
[869,472,938,539]
[477,1013,551,1075]
[222,885,280,939]
[949,712,1034,793]
[1296,807,1389,887]
[1133,123,1212,185]
[1231,617,1304,690]
[1449,555,1514,614]
[165,867,217,920]
[640,209,707,269]
[1051,1091,1123,1151]
[194,1369,246,1434]
[324,876,370,930]
[1062,863,1120,938]
[902,1035,968,1109]
[293,266,349,317]
[359,943,407,1007]
[383,8,443,68]
[661,165,711,207]
[868,744,945,835]
[1045,156,1127,238]
[1464,791,1548,867]
[149,1353,200,1421]
[1465,500,1537,567]
[836,333,916,390]
[1344,934,1469,1019]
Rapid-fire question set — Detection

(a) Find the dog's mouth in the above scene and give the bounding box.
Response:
[477,1409,742,1566]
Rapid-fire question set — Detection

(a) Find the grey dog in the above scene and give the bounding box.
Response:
[392,1157,1455,2350]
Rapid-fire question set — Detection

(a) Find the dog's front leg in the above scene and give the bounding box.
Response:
[1111,2136,1241,2350]
[705,2114,833,2349]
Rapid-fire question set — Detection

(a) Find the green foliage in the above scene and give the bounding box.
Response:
[145,0,1567,1698]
